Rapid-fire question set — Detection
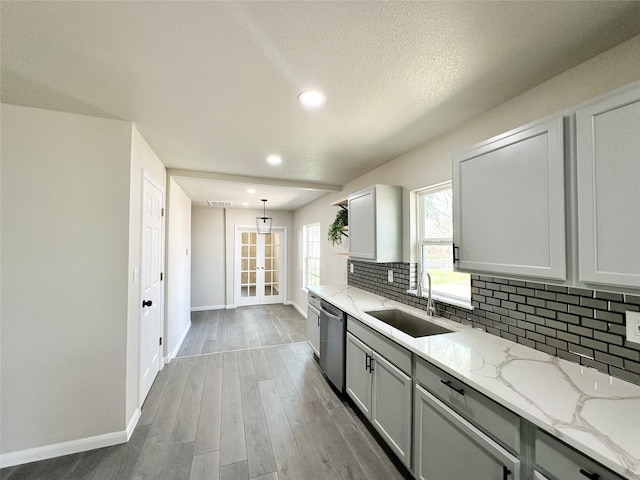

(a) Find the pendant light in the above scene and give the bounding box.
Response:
[256,199,273,234]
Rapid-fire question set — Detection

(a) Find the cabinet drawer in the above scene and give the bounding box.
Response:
[347,316,411,375]
[414,385,520,480]
[415,357,520,453]
[535,430,625,480]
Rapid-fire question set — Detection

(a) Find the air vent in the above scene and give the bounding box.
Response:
[207,200,233,208]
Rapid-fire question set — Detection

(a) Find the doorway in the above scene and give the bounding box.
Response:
[235,226,286,306]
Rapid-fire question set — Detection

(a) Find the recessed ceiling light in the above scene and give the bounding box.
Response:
[247,188,257,194]
[267,155,282,165]
[298,90,326,108]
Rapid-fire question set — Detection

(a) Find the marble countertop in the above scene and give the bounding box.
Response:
[309,284,640,479]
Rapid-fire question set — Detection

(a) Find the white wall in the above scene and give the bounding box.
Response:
[166,178,192,359]
[1,105,132,458]
[191,207,226,309]
[291,33,640,313]
[126,126,167,422]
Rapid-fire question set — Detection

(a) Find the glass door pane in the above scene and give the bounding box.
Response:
[240,231,257,298]
[263,232,280,297]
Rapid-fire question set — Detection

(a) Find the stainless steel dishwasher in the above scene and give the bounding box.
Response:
[319,299,346,393]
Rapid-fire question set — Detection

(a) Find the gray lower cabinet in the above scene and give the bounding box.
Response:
[307,293,321,356]
[345,330,412,467]
[535,430,625,480]
[345,332,372,416]
[414,384,521,480]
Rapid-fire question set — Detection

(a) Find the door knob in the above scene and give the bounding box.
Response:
[142,300,153,307]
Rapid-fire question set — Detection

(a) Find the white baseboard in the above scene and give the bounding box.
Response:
[190,305,225,312]
[1,407,142,468]
[126,408,141,441]
[286,301,307,319]
[0,429,127,468]
[225,304,236,309]
[167,322,191,363]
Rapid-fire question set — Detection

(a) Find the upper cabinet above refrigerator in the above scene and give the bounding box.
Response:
[452,117,567,281]
[576,86,640,288]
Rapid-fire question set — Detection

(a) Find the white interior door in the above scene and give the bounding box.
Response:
[235,226,285,306]
[140,176,164,404]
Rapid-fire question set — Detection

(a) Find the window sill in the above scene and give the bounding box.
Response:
[406,289,473,311]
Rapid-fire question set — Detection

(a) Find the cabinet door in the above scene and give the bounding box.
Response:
[414,385,520,480]
[346,332,372,416]
[348,187,376,260]
[307,305,320,356]
[371,351,412,468]
[576,87,640,288]
[453,117,566,280]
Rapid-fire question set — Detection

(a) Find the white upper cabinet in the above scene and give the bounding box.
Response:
[453,117,567,280]
[348,185,402,262]
[576,86,640,288]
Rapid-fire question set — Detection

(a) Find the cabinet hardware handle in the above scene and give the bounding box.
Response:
[452,243,460,264]
[365,354,373,372]
[440,379,464,395]
[503,466,512,480]
[579,469,599,480]
[142,300,153,307]
[365,354,375,372]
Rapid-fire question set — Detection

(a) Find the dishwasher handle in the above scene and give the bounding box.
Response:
[320,306,343,322]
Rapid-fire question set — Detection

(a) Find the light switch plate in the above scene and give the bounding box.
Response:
[388,270,393,283]
[626,311,640,346]
[350,263,354,274]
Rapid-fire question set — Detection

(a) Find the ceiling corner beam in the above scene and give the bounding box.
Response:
[166,168,342,192]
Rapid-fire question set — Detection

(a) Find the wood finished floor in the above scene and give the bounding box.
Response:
[177,305,308,358]
[1,306,409,480]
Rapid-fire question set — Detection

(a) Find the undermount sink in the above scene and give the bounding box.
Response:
[364,309,453,338]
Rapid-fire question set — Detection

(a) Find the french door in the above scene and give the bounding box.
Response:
[235,226,286,306]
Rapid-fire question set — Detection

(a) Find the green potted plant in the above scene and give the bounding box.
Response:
[328,208,348,245]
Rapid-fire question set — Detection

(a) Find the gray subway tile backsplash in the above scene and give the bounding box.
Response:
[346,260,640,386]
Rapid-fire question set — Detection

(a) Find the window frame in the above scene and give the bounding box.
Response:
[416,182,471,308]
[302,222,321,290]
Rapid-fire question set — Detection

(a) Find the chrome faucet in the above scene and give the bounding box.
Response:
[418,270,436,316]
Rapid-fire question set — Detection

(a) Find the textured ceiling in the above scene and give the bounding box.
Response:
[3,1,640,209]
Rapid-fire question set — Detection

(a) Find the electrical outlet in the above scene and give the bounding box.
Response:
[350,263,354,274]
[388,270,393,283]
[626,311,640,346]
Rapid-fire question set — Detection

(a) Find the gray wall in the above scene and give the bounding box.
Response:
[1,105,132,455]
[0,107,168,462]
[190,207,294,309]
[166,178,192,358]
[191,207,226,309]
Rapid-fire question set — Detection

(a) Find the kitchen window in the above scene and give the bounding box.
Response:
[303,223,320,289]
[417,183,471,306]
